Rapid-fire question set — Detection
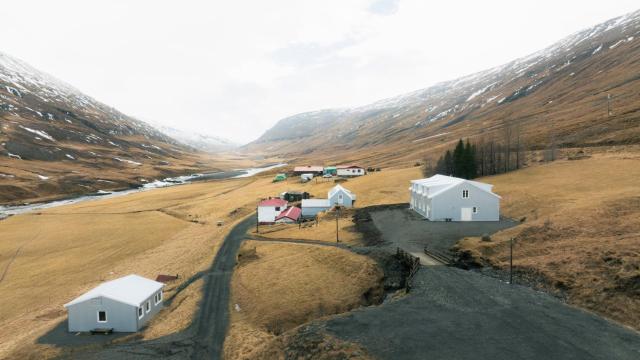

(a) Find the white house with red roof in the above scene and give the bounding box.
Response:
[275,206,302,224]
[258,198,288,224]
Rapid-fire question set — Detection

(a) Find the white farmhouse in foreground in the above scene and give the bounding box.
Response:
[64,275,164,332]
[409,174,500,221]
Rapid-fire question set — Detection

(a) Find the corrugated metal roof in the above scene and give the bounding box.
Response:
[302,199,331,207]
[259,198,288,207]
[411,174,500,199]
[328,184,355,199]
[276,206,301,221]
[64,275,164,308]
[294,166,323,172]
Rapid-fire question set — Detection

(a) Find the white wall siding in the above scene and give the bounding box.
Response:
[328,188,355,207]
[258,205,283,223]
[410,178,499,221]
[337,168,365,177]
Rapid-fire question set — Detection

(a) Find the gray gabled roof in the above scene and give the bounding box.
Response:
[328,184,356,199]
[411,174,501,199]
[64,274,164,308]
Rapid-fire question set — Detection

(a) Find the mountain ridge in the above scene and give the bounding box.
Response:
[247,9,640,165]
[0,51,220,204]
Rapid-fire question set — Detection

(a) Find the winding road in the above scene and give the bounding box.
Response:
[191,219,356,359]
[191,215,256,360]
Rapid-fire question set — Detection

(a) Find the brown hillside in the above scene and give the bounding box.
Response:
[458,150,640,330]
[0,52,244,205]
[245,10,640,168]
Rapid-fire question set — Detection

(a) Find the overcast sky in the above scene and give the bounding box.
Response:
[3,0,639,144]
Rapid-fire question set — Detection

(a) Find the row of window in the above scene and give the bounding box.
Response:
[137,291,162,319]
[96,291,163,323]
[412,187,471,200]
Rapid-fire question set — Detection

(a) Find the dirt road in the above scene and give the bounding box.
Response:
[190,215,256,360]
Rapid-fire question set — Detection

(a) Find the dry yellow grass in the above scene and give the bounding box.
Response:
[224,241,383,360]
[254,211,362,245]
[458,151,640,330]
[0,164,421,358]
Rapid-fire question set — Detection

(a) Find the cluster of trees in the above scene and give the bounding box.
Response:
[429,139,478,179]
[424,124,543,179]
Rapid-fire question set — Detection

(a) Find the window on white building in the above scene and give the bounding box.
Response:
[146,301,151,313]
[462,190,469,198]
[473,207,478,214]
[97,311,107,322]
[138,307,144,318]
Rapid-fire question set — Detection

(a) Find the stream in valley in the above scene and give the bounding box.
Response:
[0,163,286,219]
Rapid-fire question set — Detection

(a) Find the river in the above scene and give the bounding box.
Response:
[0,163,286,219]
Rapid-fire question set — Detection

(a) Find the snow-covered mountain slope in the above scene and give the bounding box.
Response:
[0,52,215,204]
[247,9,640,165]
[151,124,238,153]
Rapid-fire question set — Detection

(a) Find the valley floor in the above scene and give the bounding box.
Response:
[1,146,639,359]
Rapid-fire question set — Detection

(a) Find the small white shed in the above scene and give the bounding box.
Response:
[328,185,356,207]
[64,275,164,332]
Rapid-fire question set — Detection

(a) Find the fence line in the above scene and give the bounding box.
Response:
[396,247,420,292]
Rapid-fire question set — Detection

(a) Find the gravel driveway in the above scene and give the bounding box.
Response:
[370,207,517,257]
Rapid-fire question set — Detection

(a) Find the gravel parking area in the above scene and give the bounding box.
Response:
[370,207,517,257]
[326,265,640,360]
[319,206,640,360]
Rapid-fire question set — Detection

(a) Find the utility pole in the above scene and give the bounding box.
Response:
[256,206,259,234]
[335,204,340,243]
[509,237,514,284]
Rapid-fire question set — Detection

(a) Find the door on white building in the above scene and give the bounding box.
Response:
[461,207,473,221]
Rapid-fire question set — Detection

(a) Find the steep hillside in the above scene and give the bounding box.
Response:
[247,10,640,166]
[0,52,218,204]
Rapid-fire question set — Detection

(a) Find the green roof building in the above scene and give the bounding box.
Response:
[323,166,337,176]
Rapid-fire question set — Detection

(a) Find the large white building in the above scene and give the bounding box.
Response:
[409,174,500,221]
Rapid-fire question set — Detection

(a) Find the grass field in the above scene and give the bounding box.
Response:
[458,150,640,330]
[223,241,383,360]
[0,165,419,358]
[2,147,637,358]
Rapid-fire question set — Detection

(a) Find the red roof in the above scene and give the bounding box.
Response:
[155,274,178,283]
[259,198,288,207]
[276,206,302,221]
[294,166,323,172]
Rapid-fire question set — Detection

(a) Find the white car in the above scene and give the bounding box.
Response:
[322,174,333,178]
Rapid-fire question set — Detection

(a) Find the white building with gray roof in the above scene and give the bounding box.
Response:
[64,274,164,332]
[409,174,500,221]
